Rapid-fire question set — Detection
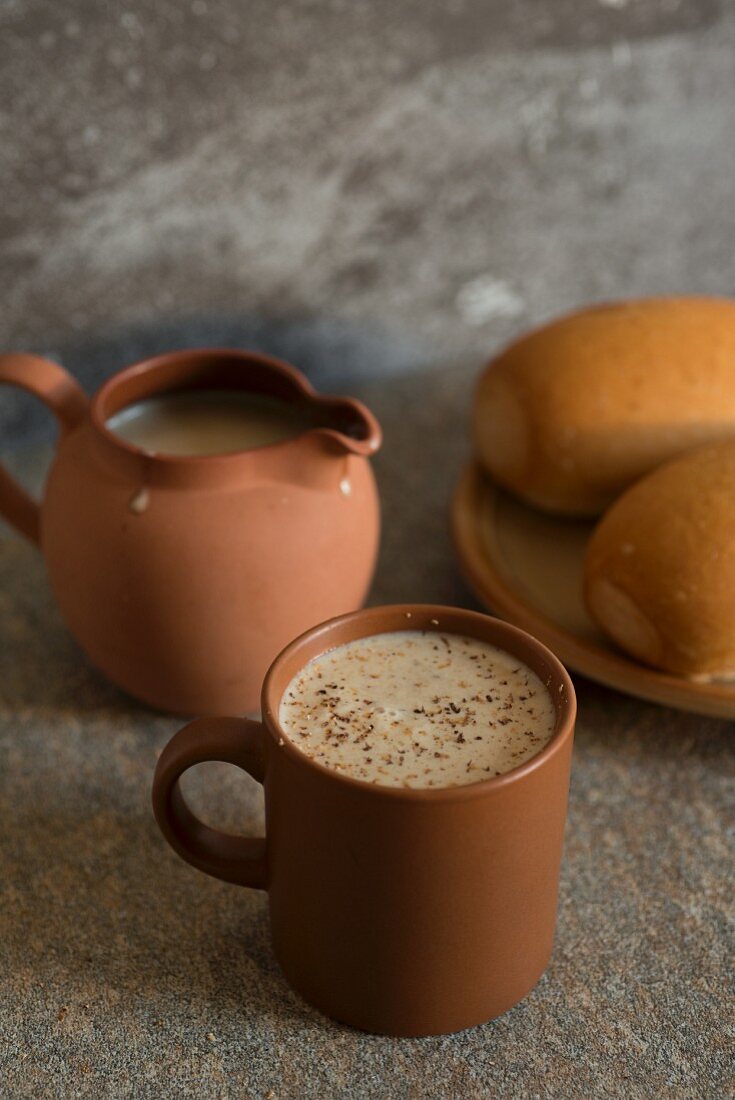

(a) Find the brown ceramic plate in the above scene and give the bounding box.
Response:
[451,462,735,718]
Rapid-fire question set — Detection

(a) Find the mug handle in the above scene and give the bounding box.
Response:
[151,716,268,889]
[0,354,88,544]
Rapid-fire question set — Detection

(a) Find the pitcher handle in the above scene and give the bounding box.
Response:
[0,354,88,544]
[151,716,268,889]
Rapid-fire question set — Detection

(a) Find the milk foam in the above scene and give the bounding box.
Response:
[278,630,556,789]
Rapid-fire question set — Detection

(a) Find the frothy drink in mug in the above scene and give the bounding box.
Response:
[152,605,575,1035]
[279,630,556,788]
[107,390,316,456]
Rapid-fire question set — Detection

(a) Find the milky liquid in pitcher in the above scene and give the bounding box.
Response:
[279,631,556,788]
[107,390,315,456]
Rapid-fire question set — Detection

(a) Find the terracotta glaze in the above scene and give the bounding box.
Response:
[152,604,576,1037]
[0,349,381,712]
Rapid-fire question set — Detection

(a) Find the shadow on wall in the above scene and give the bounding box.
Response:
[0,312,430,449]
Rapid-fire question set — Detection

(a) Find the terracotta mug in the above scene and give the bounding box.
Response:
[151,604,576,1036]
[0,349,381,713]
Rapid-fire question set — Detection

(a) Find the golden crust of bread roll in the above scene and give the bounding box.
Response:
[583,440,735,680]
[473,297,735,516]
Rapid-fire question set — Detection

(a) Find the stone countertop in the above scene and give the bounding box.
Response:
[2,0,734,1094]
[1,366,733,1098]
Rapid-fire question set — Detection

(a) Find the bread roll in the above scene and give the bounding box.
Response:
[584,440,735,679]
[473,297,735,516]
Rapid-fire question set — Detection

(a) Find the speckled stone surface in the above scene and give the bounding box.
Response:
[2,375,734,1098]
[1,0,734,1095]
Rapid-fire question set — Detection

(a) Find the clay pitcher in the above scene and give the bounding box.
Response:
[0,348,382,713]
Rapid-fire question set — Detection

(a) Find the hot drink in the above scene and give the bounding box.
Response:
[279,630,556,788]
[107,389,313,455]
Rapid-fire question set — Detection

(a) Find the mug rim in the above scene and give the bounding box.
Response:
[89,347,382,468]
[261,603,576,802]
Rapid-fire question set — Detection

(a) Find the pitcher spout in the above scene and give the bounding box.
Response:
[308,395,382,457]
[88,348,382,488]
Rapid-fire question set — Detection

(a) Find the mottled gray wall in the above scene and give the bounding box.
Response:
[2,0,734,445]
